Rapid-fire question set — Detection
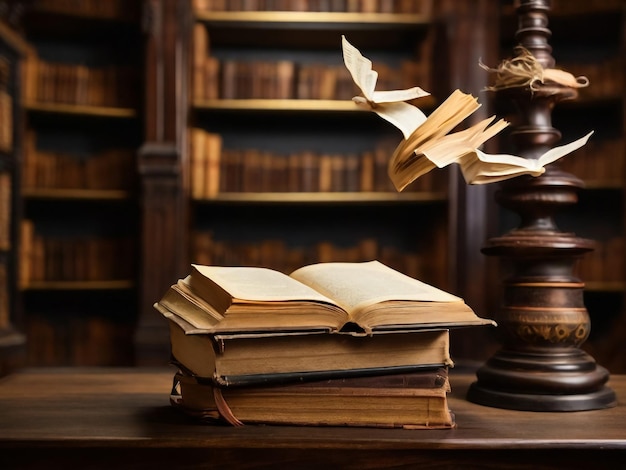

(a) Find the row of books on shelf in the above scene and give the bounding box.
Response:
[24,56,139,109]
[192,28,429,101]
[189,128,445,196]
[0,262,8,329]
[558,136,624,185]
[194,57,426,102]
[550,0,624,14]
[19,220,134,286]
[157,259,494,428]
[0,172,10,251]
[30,0,140,21]
[193,0,433,14]
[567,57,624,100]
[576,236,624,284]
[191,230,447,287]
[0,56,13,152]
[22,134,135,191]
[0,89,12,153]
[26,313,135,366]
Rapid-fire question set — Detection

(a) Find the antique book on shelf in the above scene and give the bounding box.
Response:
[157,305,452,386]
[170,366,454,429]
[159,260,494,336]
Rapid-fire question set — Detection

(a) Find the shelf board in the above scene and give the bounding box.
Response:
[193,97,436,113]
[21,280,135,291]
[501,2,625,18]
[25,101,137,118]
[558,94,624,108]
[579,180,624,191]
[195,11,432,28]
[194,192,448,204]
[23,188,132,201]
[584,281,625,293]
[26,8,140,23]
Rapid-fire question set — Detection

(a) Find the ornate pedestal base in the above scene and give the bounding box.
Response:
[468,349,616,411]
[468,222,617,411]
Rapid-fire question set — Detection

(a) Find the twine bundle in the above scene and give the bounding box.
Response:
[480,47,589,91]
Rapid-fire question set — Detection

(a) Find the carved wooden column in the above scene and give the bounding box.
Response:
[135,0,189,365]
[467,0,616,410]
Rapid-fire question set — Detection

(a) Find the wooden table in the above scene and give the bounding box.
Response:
[0,367,624,469]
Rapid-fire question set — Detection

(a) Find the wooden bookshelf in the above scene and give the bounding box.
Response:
[193,97,437,112]
[12,1,143,368]
[0,18,31,376]
[195,11,434,26]
[25,102,137,118]
[194,191,448,204]
[22,188,133,201]
[22,280,134,291]
[184,0,448,280]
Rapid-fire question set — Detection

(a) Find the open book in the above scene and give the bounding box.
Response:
[341,36,594,190]
[156,260,493,336]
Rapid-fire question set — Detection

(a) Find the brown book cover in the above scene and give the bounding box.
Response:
[189,128,207,200]
[193,23,209,101]
[204,56,220,100]
[161,304,454,386]
[300,151,319,192]
[170,366,455,429]
[204,132,222,197]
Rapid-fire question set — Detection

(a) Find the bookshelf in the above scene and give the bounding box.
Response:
[13,1,143,367]
[185,1,455,281]
[494,0,626,373]
[0,20,30,376]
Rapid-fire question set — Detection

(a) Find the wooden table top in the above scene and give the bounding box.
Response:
[0,367,624,469]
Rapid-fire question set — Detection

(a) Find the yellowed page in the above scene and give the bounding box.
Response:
[191,264,337,304]
[353,98,427,139]
[460,130,594,185]
[387,90,481,191]
[341,35,429,104]
[290,260,461,318]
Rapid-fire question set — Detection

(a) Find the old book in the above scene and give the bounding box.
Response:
[341,36,594,190]
[158,260,494,336]
[203,132,222,197]
[189,128,206,199]
[192,23,209,101]
[158,305,453,385]
[170,367,455,429]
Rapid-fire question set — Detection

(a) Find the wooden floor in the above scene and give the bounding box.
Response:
[0,367,624,469]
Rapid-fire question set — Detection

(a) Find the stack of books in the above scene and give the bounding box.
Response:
[155,260,495,429]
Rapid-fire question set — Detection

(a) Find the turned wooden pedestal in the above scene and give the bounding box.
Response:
[466,0,616,411]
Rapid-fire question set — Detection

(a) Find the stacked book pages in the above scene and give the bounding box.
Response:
[155,260,495,429]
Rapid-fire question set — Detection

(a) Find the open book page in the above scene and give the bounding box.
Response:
[157,280,224,331]
[190,264,340,306]
[353,98,427,139]
[342,35,429,139]
[422,116,510,168]
[341,35,429,104]
[289,260,462,319]
[460,130,594,185]
[387,90,483,191]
